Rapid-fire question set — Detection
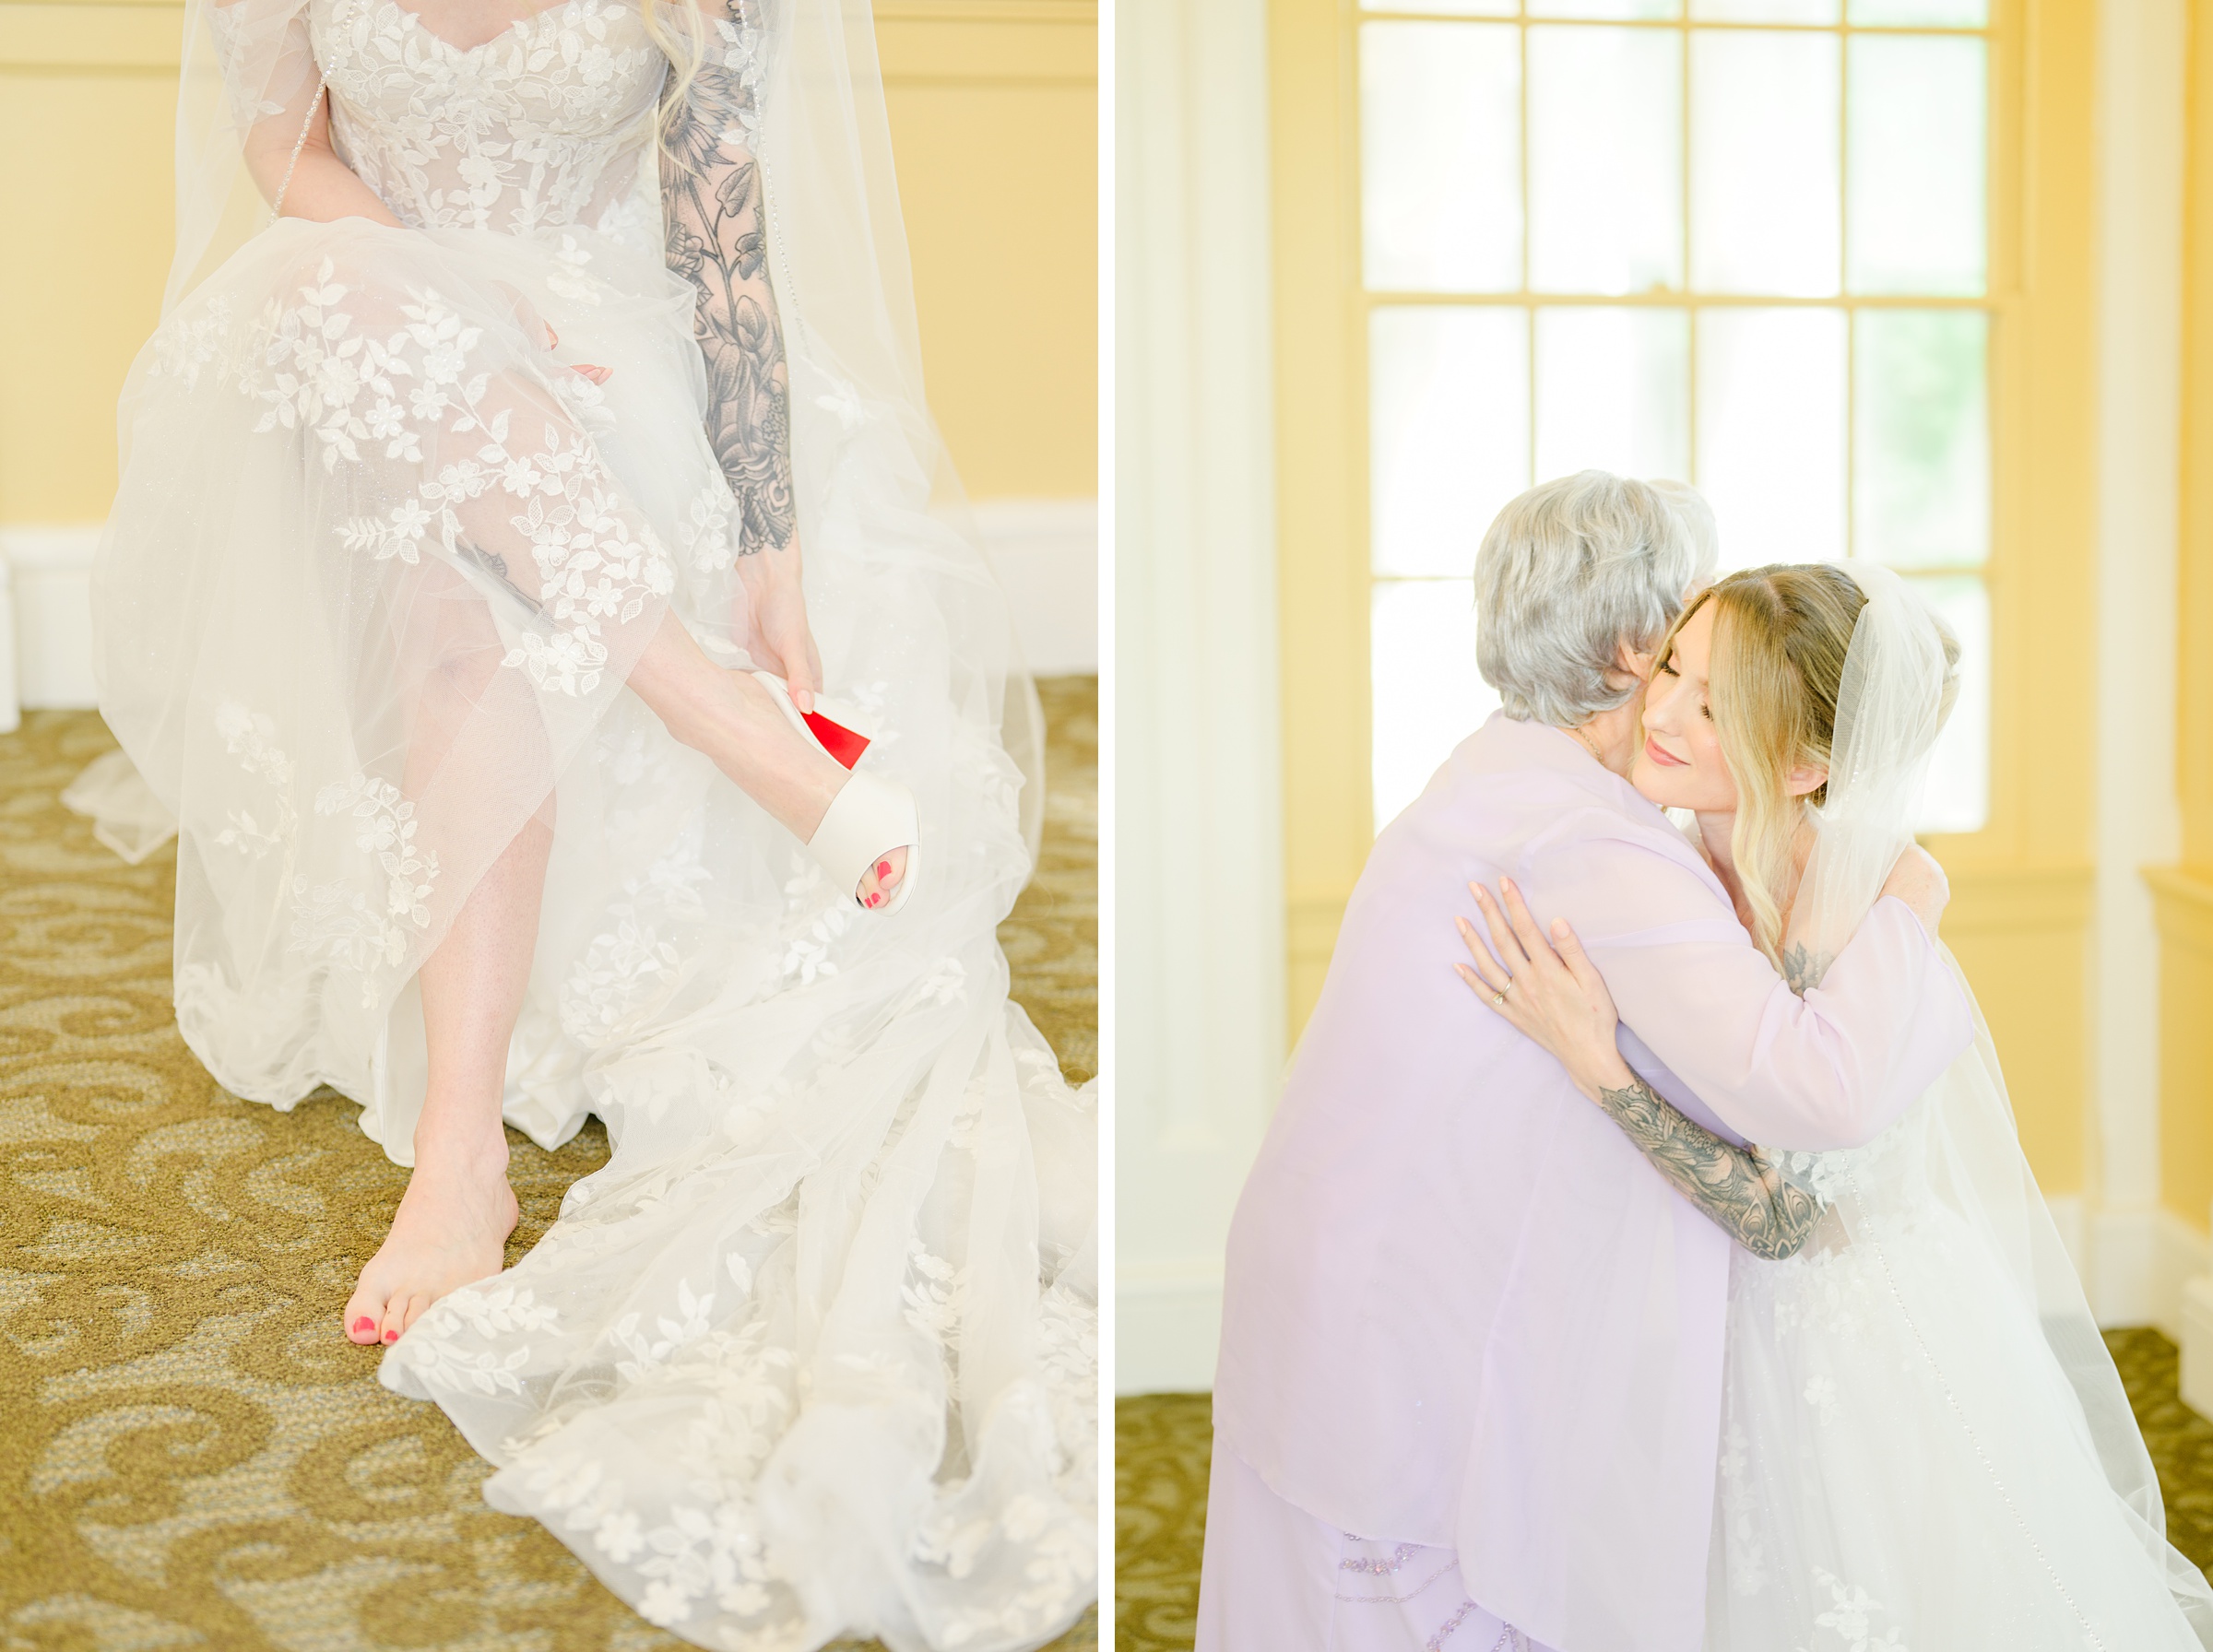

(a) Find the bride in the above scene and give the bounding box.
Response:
[78,0,1096,1642]
[1459,561,2212,1647]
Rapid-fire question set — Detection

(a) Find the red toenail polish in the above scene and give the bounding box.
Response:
[352,1316,374,1335]
[384,1329,397,1342]
[877,860,891,877]
[865,891,881,908]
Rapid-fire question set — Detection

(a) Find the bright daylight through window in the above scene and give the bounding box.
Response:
[1360,0,1994,834]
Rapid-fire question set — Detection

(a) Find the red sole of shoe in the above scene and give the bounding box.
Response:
[804,711,870,771]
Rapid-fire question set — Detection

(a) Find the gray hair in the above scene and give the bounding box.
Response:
[1474,471,1719,727]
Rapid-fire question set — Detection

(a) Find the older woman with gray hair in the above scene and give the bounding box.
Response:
[1194,472,1976,1652]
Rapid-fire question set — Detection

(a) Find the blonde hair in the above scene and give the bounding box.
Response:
[1652,564,1867,965]
[639,0,713,165]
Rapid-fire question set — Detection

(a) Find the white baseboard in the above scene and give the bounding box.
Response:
[969,497,1097,676]
[2183,1275,2213,1416]
[2072,1203,2208,1337]
[0,502,1098,720]
[1117,1267,1224,1396]
[0,525,101,714]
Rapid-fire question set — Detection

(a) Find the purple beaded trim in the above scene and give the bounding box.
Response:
[1340,1541,1423,1575]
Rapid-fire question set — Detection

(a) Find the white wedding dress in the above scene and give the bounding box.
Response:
[1694,569,2211,1650]
[84,0,1097,1646]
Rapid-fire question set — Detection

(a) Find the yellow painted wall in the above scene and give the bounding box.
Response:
[0,0,1095,525]
[2155,0,2213,1233]
[1266,0,2100,1196]
[881,5,1095,501]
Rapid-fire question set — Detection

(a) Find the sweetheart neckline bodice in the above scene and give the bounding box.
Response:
[309,0,670,239]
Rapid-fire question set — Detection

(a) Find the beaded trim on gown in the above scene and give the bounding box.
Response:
[88,0,1097,1645]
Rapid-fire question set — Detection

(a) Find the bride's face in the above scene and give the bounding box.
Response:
[1630,602,1739,813]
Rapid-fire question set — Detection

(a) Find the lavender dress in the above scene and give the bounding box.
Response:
[1199,712,1973,1652]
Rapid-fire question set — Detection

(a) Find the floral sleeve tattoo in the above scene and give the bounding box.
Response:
[661,0,795,556]
[1593,1075,1825,1261]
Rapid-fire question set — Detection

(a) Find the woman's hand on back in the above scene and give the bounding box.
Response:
[1455,879,1636,1102]
[1878,844,1949,937]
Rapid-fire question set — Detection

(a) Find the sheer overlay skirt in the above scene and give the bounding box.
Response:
[95,215,1096,1651]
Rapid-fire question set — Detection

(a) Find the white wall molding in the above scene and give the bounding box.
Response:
[3,508,1094,722]
[2089,0,2186,1306]
[2082,1206,2207,1336]
[970,497,1098,675]
[2182,1271,2213,1415]
[1114,0,1281,1395]
[0,525,101,714]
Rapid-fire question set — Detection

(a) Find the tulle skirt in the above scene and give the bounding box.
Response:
[1709,1202,2202,1650]
[94,214,1096,1650]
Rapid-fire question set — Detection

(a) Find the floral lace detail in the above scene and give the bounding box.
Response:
[902,1236,967,1369]
[239,260,674,699]
[562,819,711,1044]
[514,1453,808,1642]
[778,856,857,983]
[1716,1417,1769,1597]
[1782,1148,1857,1206]
[911,1481,1094,1647]
[1036,1278,1096,1483]
[1806,1567,1910,1651]
[563,909,681,1043]
[149,298,233,391]
[947,1078,988,1154]
[314,0,665,238]
[211,702,299,858]
[679,478,740,571]
[606,1277,717,1383]
[399,1283,560,1395]
[286,773,442,1007]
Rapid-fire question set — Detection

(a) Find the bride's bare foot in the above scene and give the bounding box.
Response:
[343,1127,518,1346]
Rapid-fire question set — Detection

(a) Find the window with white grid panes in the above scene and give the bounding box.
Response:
[1360,0,1994,836]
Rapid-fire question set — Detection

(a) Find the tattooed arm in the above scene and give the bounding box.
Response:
[1587,1073,1822,1261]
[662,0,822,700]
[1455,879,1828,1261]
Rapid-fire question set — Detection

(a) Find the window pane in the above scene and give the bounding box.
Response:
[1854,310,1989,568]
[1910,576,1990,834]
[1697,309,1845,570]
[1691,0,1837,20]
[1529,28,1682,293]
[1372,580,1502,832]
[1534,307,1690,482]
[1361,24,1522,293]
[1847,36,1987,296]
[1531,0,1679,19]
[1850,0,1986,23]
[1363,0,1516,12]
[1690,31,1840,296]
[1371,309,1532,577]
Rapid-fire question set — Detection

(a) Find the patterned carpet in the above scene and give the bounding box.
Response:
[1113,1329,2213,1652]
[0,677,1095,1652]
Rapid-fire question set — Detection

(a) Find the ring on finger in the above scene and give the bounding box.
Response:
[1491,992,1507,1008]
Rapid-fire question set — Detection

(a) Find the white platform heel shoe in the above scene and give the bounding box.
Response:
[751,671,921,915]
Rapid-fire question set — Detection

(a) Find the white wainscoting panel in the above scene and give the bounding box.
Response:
[970,497,1099,675]
[2,507,1095,715]
[1,525,101,713]
[1114,0,1281,1396]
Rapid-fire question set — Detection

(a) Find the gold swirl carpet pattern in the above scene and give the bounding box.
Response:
[0,678,1096,1652]
[1112,1333,2213,1652]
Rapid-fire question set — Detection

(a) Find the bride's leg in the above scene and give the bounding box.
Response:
[434,369,907,907]
[344,813,544,1345]
[344,582,538,1345]
[624,612,909,905]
